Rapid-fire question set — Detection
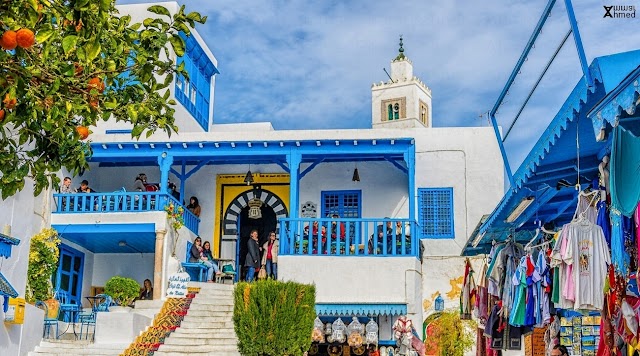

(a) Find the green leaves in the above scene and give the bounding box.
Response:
[85,39,101,61]
[0,0,207,198]
[168,34,185,56]
[62,35,78,55]
[148,5,171,17]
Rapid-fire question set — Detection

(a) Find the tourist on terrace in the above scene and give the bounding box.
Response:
[187,196,201,217]
[261,231,279,280]
[139,279,153,300]
[330,214,346,240]
[76,179,95,193]
[245,230,260,281]
[60,177,73,193]
[189,237,216,283]
[202,241,222,278]
[133,173,147,192]
[168,182,181,202]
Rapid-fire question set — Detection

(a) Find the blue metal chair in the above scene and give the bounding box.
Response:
[35,301,60,339]
[55,290,80,323]
[79,294,112,340]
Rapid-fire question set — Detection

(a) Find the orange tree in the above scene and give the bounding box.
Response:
[0,0,206,198]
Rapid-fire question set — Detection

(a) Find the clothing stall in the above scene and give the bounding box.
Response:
[460,54,640,356]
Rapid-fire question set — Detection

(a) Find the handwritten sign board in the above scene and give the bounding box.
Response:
[166,271,190,298]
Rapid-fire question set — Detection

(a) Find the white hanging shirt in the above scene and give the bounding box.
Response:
[564,220,610,310]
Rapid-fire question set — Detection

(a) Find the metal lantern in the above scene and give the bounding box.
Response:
[434,294,444,312]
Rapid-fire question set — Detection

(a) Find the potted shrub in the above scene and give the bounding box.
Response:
[104,276,140,310]
[26,228,61,318]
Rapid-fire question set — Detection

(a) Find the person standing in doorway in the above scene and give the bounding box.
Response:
[245,230,260,281]
[139,279,153,300]
[261,232,279,280]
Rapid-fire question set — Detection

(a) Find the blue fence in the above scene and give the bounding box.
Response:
[278,218,418,257]
[53,192,200,234]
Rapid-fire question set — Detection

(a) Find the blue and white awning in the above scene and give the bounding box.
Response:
[315,303,407,316]
[0,272,18,312]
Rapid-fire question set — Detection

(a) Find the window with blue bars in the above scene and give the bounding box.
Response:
[418,188,454,239]
[174,32,218,131]
[321,190,361,218]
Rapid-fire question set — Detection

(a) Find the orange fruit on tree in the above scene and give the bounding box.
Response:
[0,30,17,50]
[89,98,99,110]
[3,94,17,110]
[87,77,105,93]
[16,28,35,48]
[0,109,5,121]
[76,126,89,140]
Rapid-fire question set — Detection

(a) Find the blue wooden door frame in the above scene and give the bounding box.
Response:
[55,244,85,306]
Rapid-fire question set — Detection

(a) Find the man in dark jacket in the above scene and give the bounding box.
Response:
[245,230,260,281]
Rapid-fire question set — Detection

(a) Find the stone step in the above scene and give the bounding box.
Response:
[187,305,234,314]
[30,342,127,355]
[182,314,233,323]
[154,351,240,356]
[189,282,235,291]
[194,292,235,299]
[179,320,235,328]
[190,298,235,306]
[173,328,235,336]
[164,336,238,346]
[157,344,239,353]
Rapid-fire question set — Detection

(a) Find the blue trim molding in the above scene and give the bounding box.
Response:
[0,232,20,259]
[315,303,407,316]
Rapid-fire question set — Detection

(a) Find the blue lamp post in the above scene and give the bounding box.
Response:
[434,294,444,312]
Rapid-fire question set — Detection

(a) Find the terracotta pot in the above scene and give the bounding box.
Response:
[43,298,60,319]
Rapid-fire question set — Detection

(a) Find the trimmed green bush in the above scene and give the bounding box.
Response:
[233,280,316,356]
[104,276,140,306]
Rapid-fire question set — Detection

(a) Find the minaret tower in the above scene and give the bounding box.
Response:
[371,36,432,128]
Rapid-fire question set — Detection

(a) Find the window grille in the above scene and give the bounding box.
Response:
[321,190,361,218]
[418,188,454,239]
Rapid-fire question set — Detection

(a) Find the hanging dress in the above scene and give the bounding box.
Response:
[509,256,527,327]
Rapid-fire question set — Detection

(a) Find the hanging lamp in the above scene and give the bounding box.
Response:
[244,164,254,185]
[352,166,360,182]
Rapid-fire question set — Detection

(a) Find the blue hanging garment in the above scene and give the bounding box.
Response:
[597,201,612,248]
[611,209,629,276]
[610,124,640,217]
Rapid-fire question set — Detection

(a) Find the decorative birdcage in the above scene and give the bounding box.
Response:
[347,316,364,347]
[312,317,325,343]
[365,319,379,345]
[332,318,347,344]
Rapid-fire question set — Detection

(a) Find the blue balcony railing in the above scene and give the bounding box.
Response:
[53,192,200,235]
[278,218,418,257]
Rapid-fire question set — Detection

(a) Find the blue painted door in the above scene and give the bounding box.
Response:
[55,245,84,305]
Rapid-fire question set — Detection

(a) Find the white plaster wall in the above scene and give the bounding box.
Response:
[92,253,155,287]
[279,256,424,337]
[0,180,48,356]
[372,78,432,127]
[391,59,413,81]
[18,304,45,356]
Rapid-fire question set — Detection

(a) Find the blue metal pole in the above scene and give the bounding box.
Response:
[489,0,556,187]
[490,114,515,186]
[490,0,556,119]
[158,153,174,209]
[564,0,594,88]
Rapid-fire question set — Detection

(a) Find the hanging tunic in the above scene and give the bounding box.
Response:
[509,257,527,327]
[610,124,640,217]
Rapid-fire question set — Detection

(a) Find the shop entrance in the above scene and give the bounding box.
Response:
[237,204,277,280]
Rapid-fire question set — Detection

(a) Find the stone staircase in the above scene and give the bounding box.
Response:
[153,282,240,356]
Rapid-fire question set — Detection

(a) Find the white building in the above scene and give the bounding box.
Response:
[0,2,504,355]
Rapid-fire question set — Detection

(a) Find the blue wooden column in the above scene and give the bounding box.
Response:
[286,151,302,254]
[158,152,174,208]
[405,146,417,255]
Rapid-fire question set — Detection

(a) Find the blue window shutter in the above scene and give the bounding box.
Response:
[173,32,217,131]
[418,188,454,239]
[321,190,361,218]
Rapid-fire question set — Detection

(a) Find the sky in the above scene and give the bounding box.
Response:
[119,0,640,170]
